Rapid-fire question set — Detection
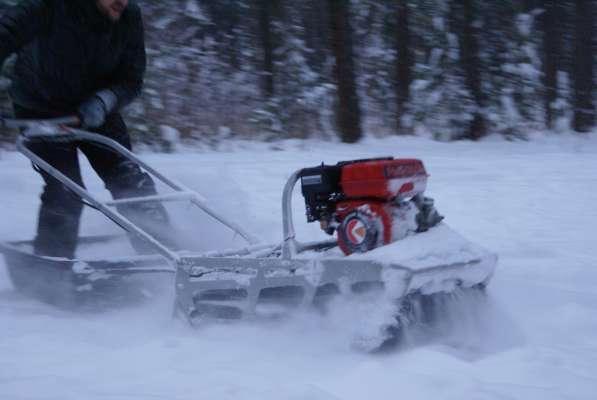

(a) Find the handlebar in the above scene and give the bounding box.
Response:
[3,116,262,256]
[0,116,80,130]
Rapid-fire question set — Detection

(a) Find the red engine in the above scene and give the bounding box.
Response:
[300,157,442,255]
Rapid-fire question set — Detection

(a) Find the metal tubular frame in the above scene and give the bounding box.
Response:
[2,117,498,323]
[2,116,333,265]
[10,122,261,264]
[280,170,337,259]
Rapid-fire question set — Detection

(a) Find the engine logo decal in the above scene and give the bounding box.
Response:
[346,219,367,244]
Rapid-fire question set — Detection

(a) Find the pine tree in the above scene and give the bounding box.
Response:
[351,0,396,135]
[409,0,476,139]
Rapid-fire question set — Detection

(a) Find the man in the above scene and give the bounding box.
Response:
[0,0,168,258]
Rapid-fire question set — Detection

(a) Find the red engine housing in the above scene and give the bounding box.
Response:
[300,158,430,256]
[337,159,428,255]
[340,158,428,200]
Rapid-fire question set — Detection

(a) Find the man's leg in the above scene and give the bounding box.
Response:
[79,113,172,253]
[13,106,84,259]
[34,154,85,258]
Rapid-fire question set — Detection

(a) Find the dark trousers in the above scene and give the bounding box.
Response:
[14,105,169,258]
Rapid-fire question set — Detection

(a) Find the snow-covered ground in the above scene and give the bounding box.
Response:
[1,133,597,399]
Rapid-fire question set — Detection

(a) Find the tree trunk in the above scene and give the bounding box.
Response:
[572,0,595,132]
[461,0,486,140]
[395,0,412,132]
[542,0,560,129]
[258,0,275,99]
[328,0,362,143]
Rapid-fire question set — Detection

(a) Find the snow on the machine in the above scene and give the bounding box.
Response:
[0,119,497,350]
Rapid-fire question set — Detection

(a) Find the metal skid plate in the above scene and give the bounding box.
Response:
[176,256,405,322]
[174,251,496,323]
[0,240,174,310]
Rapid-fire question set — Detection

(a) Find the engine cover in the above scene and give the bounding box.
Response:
[340,158,428,200]
[299,157,441,256]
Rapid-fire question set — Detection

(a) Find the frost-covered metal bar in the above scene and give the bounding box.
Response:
[5,119,260,251]
[281,169,301,259]
[67,128,260,245]
[0,116,79,129]
[105,192,196,206]
[16,135,179,263]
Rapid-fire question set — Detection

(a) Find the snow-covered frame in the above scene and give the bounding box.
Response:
[12,121,261,263]
[0,117,497,331]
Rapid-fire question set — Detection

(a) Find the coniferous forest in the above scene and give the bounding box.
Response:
[1,0,595,147]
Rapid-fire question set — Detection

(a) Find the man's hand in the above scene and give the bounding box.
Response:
[77,89,117,129]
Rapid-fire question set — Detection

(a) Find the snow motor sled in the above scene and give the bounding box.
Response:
[0,117,497,341]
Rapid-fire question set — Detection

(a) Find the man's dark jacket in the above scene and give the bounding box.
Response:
[0,0,145,114]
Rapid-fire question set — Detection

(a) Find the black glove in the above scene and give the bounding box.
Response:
[78,90,117,128]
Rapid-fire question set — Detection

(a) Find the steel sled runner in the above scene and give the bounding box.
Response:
[0,117,497,338]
